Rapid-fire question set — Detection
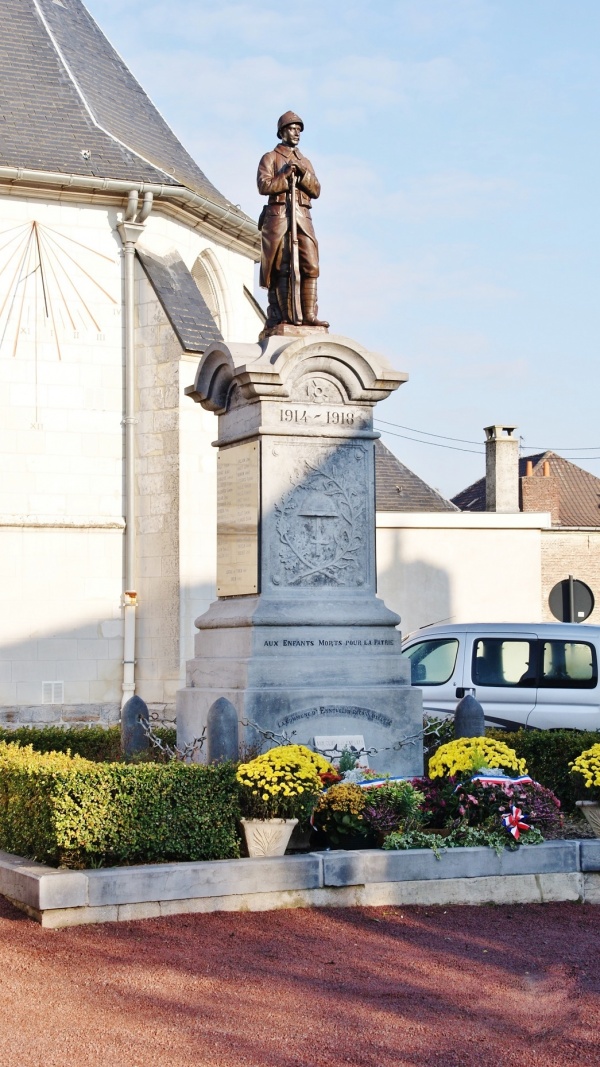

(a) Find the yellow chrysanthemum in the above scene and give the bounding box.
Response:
[570,743,600,790]
[237,743,327,817]
[428,736,527,779]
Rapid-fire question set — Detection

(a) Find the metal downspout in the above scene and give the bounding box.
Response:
[117,191,153,707]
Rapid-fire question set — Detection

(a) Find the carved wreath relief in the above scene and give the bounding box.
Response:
[273,443,368,587]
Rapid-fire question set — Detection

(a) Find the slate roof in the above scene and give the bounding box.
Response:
[137,249,223,353]
[0,0,248,223]
[452,452,600,527]
[375,441,458,513]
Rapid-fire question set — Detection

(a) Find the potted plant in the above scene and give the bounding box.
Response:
[361,780,424,844]
[311,782,372,848]
[570,743,600,836]
[236,745,331,857]
[427,736,528,780]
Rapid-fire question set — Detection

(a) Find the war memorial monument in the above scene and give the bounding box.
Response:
[177,112,423,775]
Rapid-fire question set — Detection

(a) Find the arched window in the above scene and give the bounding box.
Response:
[191,254,223,332]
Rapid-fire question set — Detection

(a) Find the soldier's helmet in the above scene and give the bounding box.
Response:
[277,111,304,138]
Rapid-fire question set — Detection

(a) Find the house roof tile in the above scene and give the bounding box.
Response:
[452,452,600,527]
[375,441,458,512]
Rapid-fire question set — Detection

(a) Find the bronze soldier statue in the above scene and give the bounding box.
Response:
[257,111,328,331]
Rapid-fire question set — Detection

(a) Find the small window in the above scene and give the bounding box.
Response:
[403,638,459,686]
[540,641,597,689]
[42,681,64,704]
[472,639,536,687]
[191,256,222,331]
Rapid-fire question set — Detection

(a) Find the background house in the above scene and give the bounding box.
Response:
[374,434,551,637]
[453,432,600,625]
[375,423,600,636]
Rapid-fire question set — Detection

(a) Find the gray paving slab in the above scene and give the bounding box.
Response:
[0,851,87,910]
[321,841,580,887]
[579,839,600,871]
[86,853,324,906]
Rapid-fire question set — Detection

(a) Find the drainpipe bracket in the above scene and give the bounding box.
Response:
[117,221,146,246]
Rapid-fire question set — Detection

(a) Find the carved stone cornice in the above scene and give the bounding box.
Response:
[185,334,408,414]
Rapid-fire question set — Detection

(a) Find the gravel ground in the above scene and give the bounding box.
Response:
[1,895,599,1067]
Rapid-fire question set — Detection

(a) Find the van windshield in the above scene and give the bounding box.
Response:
[403,638,459,686]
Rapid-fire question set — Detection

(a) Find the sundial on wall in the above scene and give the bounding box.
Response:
[0,221,118,359]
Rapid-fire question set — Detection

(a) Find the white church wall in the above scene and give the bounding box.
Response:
[0,189,261,727]
[0,195,125,726]
[0,526,123,725]
[178,357,218,674]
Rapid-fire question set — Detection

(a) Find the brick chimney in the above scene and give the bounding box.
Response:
[484,424,519,512]
[520,457,560,523]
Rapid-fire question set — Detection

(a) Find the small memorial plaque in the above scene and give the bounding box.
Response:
[217,441,259,597]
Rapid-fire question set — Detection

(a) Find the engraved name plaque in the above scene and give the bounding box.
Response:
[217,441,259,597]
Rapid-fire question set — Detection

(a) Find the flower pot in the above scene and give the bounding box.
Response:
[240,818,298,858]
[576,801,600,837]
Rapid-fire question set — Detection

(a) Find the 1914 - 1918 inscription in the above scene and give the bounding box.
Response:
[217,441,259,597]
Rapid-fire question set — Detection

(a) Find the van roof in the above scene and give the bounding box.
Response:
[403,622,600,642]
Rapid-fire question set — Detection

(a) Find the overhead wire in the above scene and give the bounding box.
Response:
[374,425,484,456]
[375,418,483,446]
[374,417,600,459]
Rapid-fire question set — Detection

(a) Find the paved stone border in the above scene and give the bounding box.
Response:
[1,841,599,928]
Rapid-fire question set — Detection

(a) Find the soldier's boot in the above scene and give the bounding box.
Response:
[301,279,329,327]
[277,277,291,323]
[265,287,282,328]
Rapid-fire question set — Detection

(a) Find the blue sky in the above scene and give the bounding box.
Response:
[86,0,600,498]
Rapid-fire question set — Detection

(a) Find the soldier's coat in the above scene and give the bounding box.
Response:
[257,143,320,288]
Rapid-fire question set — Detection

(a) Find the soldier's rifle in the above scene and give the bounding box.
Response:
[288,166,302,325]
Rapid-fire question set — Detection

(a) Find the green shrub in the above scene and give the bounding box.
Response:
[0,725,177,763]
[487,728,600,812]
[0,742,240,868]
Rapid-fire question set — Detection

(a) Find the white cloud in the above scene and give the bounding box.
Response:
[315,154,522,224]
[319,234,516,340]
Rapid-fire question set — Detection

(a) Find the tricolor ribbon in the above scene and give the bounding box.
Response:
[501,806,531,840]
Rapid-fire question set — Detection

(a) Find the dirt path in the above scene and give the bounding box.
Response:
[0,896,598,1067]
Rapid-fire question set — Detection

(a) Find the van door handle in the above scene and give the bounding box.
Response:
[456,687,466,699]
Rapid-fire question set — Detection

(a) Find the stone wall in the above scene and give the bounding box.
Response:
[541,528,600,623]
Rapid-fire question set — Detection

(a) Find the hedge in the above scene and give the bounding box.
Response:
[0,742,241,868]
[487,728,600,813]
[0,725,177,763]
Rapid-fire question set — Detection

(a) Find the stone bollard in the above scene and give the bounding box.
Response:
[207,697,239,763]
[121,695,150,758]
[454,692,485,739]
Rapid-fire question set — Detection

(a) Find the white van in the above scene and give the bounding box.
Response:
[401,622,600,731]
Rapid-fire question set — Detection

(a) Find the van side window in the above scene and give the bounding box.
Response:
[403,639,459,686]
[472,639,537,687]
[540,641,597,689]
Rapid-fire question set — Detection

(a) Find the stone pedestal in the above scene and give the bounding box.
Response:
[176,332,423,776]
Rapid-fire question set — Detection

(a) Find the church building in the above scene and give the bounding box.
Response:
[0,0,264,728]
